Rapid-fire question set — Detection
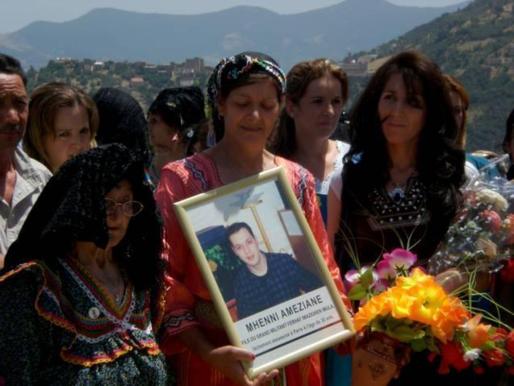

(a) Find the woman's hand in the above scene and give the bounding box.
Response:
[179,328,279,385]
[205,345,279,386]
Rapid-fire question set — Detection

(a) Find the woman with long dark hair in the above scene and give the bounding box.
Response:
[327,51,467,386]
[328,51,465,268]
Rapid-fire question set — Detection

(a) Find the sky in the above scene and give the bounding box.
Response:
[1,0,467,33]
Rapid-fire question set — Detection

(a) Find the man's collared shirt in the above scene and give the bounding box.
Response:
[0,147,51,255]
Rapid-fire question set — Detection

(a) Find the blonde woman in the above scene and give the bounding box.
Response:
[24,82,98,173]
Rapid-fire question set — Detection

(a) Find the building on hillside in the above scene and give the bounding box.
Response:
[340,61,368,77]
[178,73,196,87]
[130,76,145,86]
[184,58,204,72]
[91,61,105,72]
[55,57,73,63]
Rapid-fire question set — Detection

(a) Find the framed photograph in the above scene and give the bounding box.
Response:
[174,167,354,378]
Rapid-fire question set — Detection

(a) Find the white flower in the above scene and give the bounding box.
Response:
[476,189,508,212]
[463,348,481,362]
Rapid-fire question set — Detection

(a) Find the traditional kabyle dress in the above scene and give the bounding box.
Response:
[0,144,171,385]
[0,259,169,385]
[333,173,434,269]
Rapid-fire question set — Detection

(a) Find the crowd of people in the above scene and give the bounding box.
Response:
[0,49,513,386]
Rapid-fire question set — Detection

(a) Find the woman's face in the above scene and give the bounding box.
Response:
[43,104,92,172]
[147,112,181,170]
[287,73,344,140]
[218,78,281,147]
[378,73,426,148]
[105,180,133,248]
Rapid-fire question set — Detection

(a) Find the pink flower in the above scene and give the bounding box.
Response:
[344,266,377,289]
[377,248,417,279]
[373,278,389,292]
[376,259,396,280]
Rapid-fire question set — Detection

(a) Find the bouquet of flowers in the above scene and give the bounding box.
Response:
[347,248,514,386]
[429,158,514,278]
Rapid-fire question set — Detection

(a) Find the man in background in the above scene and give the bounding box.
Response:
[0,53,51,268]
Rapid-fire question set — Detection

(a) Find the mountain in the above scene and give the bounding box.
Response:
[0,0,466,69]
[352,0,514,151]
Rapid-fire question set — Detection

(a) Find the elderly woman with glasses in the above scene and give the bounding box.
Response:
[0,144,170,385]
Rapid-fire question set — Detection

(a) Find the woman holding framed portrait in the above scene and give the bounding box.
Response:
[155,52,351,386]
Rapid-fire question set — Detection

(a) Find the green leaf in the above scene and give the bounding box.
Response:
[426,336,439,352]
[388,324,425,343]
[360,269,374,287]
[348,284,367,301]
[411,338,427,352]
[481,341,496,351]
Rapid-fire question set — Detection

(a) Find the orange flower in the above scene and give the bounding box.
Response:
[354,291,391,330]
[462,315,487,348]
[354,267,469,343]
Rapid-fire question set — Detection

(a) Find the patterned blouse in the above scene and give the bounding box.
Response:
[0,259,171,386]
[331,173,432,267]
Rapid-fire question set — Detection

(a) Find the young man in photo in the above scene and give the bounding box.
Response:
[227,222,322,319]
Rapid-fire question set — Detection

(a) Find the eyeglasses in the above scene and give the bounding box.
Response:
[105,199,144,217]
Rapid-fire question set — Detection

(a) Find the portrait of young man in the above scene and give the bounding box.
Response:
[226,222,322,319]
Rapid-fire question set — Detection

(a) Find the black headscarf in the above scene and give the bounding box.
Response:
[93,88,152,167]
[148,86,205,132]
[4,144,162,291]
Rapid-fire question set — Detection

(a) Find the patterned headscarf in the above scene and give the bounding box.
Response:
[207,53,285,107]
[4,144,162,290]
[206,52,286,142]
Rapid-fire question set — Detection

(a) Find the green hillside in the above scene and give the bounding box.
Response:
[25,58,212,111]
[350,0,514,151]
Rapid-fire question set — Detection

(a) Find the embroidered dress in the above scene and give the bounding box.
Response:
[331,173,432,268]
[0,144,170,386]
[155,152,347,386]
[0,260,169,385]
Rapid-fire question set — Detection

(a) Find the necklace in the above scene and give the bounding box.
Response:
[388,182,406,202]
[388,167,416,202]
